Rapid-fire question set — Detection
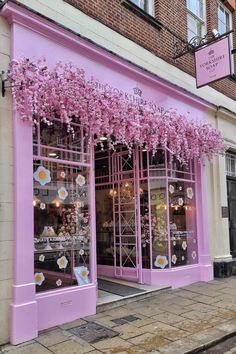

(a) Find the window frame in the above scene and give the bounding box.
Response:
[186,0,206,42]
[129,0,154,16]
[217,1,234,71]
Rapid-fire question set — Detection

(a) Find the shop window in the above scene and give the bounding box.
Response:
[186,0,205,41]
[129,0,154,15]
[169,181,197,267]
[33,119,91,292]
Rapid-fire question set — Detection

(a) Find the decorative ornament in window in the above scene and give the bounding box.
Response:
[76,174,86,187]
[34,166,51,186]
[154,255,168,269]
[57,256,68,269]
[58,186,68,200]
[35,272,45,286]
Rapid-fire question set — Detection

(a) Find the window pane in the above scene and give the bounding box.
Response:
[34,160,90,292]
[150,180,169,270]
[96,186,114,266]
[169,181,198,267]
[140,181,150,269]
[187,0,204,19]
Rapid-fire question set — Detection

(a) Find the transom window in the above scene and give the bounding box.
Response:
[130,0,154,15]
[226,152,236,177]
[186,0,205,41]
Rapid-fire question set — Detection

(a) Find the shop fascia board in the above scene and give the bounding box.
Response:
[1,0,235,115]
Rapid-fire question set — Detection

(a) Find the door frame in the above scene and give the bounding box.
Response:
[227,176,236,257]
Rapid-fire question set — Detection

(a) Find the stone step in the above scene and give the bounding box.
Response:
[96,284,170,313]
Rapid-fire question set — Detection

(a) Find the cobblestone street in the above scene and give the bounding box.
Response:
[2,277,236,354]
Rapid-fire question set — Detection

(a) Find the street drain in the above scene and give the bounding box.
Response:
[112,315,140,325]
[68,322,119,343]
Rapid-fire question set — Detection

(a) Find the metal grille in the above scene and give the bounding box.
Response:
[226,153,236,177]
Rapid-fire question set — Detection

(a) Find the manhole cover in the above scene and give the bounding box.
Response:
[68,322,119,343]
[112,315,140,325]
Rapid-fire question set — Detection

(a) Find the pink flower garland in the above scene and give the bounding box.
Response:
[8,57,227,164]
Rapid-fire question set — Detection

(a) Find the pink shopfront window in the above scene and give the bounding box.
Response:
[33,119,92,292]
[139,150,198,270]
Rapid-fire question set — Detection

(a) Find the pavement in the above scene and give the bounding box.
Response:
[2,277,236,354]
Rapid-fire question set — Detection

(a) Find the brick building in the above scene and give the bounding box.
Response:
[0,0,235,345]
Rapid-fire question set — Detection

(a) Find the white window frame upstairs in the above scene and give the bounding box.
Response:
[186,0,206,42]
[217,1,234,72]
[130,0,154,16]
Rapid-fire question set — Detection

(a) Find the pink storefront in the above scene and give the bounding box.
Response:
[1,2,219,345]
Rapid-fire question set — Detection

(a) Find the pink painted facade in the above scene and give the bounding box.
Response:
[1,2,213,345]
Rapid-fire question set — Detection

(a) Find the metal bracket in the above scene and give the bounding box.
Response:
[173,30,234,60]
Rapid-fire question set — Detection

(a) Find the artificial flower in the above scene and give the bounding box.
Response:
[187,187,194,199]
[192,251,197,260]
[76,174,86,186]
[154,255,168,269]
[60,171,66,178]
[79,249,84,256]
[56,279,62,287]
[182,241,187,250]
[171,254,177,264]
[57,256,68,269]
[35,272,45,286]
[39,254,45,262]
[58,186,68,200]
[40,202,46,210]
[33,166,51,186]
[169,185,174,194]
[73,266,89,285]
[178,198,184,206]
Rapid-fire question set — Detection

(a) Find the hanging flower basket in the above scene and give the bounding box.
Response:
[7,57,227,164]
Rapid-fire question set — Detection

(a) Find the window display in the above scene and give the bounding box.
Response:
[95,147,198,274]
[33,121,91,292]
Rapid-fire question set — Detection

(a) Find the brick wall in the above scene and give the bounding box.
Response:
[65,0,236,101]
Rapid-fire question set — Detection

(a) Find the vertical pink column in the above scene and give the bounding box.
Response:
[196,163,213,280]
[10,22,38,345]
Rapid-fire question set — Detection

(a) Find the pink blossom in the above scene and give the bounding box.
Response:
[8,57,227,165]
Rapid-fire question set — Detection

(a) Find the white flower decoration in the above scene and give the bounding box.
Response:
[192,251,197,260]
[169,184,174,194]
[154,255,168,269]
[40,202,46,210]
[57,256,68,269]
[39,254,45,262]
[182,256,185,261]
[79,249,85,256]
[76,174,86,186]
[187,187,194,199]
[178,198,184,206]
[35,272,45,286]
[58,186,68,200]
[56,279,62,287]
[182,241,187,250]
[173,240,176,246]
[74,266,89,285]
[60,171,66,178]
[172,254,177,264]
[76,201,84,209]
[34,166,51,186]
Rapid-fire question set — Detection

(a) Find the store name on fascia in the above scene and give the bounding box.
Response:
[94,81,165,114]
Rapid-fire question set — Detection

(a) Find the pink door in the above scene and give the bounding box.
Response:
[112,150,140,282]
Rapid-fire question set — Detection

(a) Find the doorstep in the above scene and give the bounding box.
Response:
[96,276,170,313]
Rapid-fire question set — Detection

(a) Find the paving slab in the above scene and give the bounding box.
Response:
[49,339,93,354]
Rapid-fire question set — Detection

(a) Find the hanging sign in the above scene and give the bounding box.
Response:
[195,36,232,88]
